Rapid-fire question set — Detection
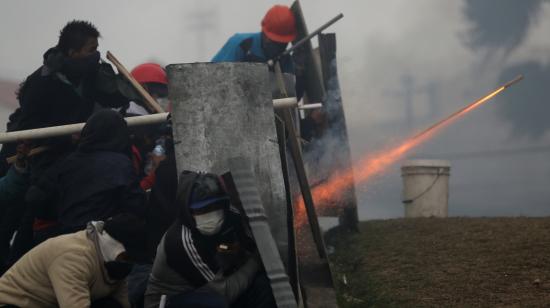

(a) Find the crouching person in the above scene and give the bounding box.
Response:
[0,213,146,308]
[144,172,276,308]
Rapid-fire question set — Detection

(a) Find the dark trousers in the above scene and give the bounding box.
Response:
[166,291,227,308]
[166,273,276,308]
[90,297,124,308]
[231,273,277,308]
[128,263,153,308]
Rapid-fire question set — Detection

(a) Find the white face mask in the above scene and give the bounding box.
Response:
[194,210,225,236]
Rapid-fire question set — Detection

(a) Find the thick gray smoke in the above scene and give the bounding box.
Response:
[463,0,543,52]
[464,0,550,139]
[497,62,550,139]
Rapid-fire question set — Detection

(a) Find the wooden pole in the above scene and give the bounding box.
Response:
[274,62,326,259]
[5,146,49,164]
[106,51,165,114]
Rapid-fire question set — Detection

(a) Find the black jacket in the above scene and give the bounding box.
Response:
[0,47,131,177]
[31,110,145,231]
[144,153,178,261]
[163,172,255,287]
[12,47,129,131]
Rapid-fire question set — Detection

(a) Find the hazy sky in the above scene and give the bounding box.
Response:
[1,1,550,220]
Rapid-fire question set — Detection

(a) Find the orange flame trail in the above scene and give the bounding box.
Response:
[295,75,523,225]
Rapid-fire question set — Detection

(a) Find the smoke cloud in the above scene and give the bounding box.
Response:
[497,62,550,139]
[464,0,550,138]
[463,0,543,52]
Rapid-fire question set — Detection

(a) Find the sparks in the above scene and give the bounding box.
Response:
[295,75,523,226]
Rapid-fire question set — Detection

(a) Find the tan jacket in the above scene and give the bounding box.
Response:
[0,231,129,308]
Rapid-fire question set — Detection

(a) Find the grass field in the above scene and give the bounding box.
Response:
[326,217,550,307]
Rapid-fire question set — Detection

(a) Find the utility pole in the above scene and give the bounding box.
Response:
[401,74,415,131]
[425,81,439,120]
[186,1,219,61]
[386,76,441,131]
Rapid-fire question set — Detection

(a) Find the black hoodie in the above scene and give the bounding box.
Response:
[162,171,255,287]
[31,110,145,232]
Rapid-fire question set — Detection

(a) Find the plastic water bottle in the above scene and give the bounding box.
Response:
[153,144,165,156]
[145,139,166,175]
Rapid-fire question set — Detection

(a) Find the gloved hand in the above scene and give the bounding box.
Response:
[14,142,31,172]
[206,252,261,303]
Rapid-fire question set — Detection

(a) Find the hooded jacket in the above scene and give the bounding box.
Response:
[144,172,259,308]
[0,229,129,308]
[29,110,145,232]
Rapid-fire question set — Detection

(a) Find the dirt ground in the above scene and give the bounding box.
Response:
[326,217,550,307]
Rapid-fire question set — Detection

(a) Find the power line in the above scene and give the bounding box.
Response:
[416,145,550,160]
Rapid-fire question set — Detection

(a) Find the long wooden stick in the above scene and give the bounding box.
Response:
[5,146,50,164]
[274,62,326,259]
[106,51,165,114]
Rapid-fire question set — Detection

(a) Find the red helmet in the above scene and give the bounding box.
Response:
[131,63,167,85]
[261,5,297,43]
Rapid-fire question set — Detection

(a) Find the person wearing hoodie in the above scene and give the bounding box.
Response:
[30,109,146,238]
[0,213,146,308]
[0,20,136,271]
[144,172,276,308]
[1,109,146,273]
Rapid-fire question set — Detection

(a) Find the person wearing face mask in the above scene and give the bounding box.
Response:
[129,63,170,114]
[0,109,146,277]
[0,20,134,180]
[0,213,147,308]
[144,171,276,308]
[211,4,297,74]
[0,21,136,269]
[125,63,170,194]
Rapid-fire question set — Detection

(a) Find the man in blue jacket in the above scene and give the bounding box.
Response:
[212,4,297,74]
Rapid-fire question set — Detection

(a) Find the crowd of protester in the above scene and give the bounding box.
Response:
[0,16,295,307]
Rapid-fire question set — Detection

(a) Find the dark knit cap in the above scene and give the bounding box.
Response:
[103,213,147,262]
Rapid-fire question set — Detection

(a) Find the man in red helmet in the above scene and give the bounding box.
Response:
[129,63,169,114]
[212,4,297,74]
[126,63,171,192]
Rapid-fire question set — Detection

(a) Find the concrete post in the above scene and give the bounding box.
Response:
[167,62,288,260]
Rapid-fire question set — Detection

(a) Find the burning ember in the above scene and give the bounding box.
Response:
[295,75,523,227]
